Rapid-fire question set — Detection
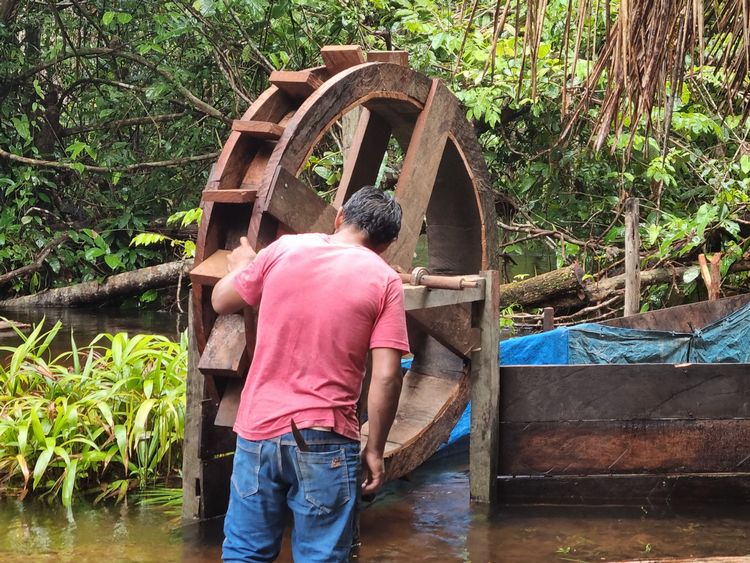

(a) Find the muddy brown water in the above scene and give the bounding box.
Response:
[1,308,749,562]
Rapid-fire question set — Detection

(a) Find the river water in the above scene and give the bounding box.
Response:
[1,308,749,562]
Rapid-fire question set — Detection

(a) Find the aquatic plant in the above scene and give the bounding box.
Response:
[0,319,186,507]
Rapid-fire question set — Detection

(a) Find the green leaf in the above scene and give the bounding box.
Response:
[11,116,31,142]
[139,289,159,303]
[84,247,105,261]
[62,459,78,507]
[104,253,123,270]
[117,12,133,24]
[741,155,750,175]
[682,265,701,284]
[102,11,115,25]
[32,447,54,489]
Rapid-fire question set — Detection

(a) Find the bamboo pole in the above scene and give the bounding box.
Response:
[623,197,640,316]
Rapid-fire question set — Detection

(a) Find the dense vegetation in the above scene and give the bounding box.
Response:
[1,1,749,314]
[0,320,185,506]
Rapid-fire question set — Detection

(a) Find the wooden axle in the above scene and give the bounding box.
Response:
[398,267,480,290]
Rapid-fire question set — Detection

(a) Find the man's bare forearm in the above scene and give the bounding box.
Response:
[364,348,403,456]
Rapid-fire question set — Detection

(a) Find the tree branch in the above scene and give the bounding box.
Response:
[64,112,187,136]
[0,233,70,288]
[0,146,220,173]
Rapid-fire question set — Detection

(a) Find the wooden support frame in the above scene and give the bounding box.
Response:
[469,270,501,504]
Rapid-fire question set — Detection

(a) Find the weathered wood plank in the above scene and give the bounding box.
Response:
[215,378,244,427]
[182,299,202,520]
[197,314,249,378]
[269,70,323,99]
[407,304,478,359]
[201,188,257,204]
[384,79,457,270]
[501,363,750,422]
[496,473,750,506]
[367,50,409,66]
[266,167,337,234]
[189,249,229,285]
[231,120,285,140]
[320,44,365,75]
[603,293,750,332]
[403,281,484,311]
[470,270,501,503]
[500,419,750,475]
[333,108,391,208]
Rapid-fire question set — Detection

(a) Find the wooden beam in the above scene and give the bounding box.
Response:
[403,279,484,310]
[500,419,750,475]
[269,70,323,99]
[367,50,409,66]
[469,270,500,504]
[197,314,249,378]
[501,363,750,422]
[497,473,750,506]
[384,79,456,270]
[266,167,337,234]
[334,108,391,208]
[189,250,229,285]
[201,188,257,204]
[231,120,285,140]
[215,379,243,427]
[182,298,202,520]
[320,45,365,75]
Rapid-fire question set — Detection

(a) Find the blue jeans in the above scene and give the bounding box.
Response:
[222,430,360,562]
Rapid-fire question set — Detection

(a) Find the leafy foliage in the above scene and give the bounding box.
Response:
[0,319,186,506]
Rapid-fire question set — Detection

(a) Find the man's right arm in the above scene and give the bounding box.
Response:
[361,347,403,495]
[211,236,257,315]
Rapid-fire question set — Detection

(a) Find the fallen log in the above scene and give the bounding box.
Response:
[0,260,193,308]
[499,262,585,307]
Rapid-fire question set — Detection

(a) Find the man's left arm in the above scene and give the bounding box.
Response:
[211,236,257,315]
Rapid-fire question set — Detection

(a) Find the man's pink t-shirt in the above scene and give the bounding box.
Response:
[232,233,409,441]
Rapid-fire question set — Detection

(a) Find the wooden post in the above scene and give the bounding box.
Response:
[698,252,722,301]
[182,297,203,520]
[542,307,554,331]
[470,270,501,504]
[623,197,641,317]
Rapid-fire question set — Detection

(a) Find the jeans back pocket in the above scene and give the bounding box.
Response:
[231,438,262,498]
[295,447,356,514]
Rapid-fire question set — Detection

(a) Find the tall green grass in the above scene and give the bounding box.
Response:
[0,319,186,507]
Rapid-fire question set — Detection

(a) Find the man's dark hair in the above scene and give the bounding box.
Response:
[341,186,402,246]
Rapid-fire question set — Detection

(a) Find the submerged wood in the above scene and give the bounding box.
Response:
[0,260,192,308]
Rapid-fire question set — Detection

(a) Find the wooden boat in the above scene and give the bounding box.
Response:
[497,293,750,506]
[185,45,496,518]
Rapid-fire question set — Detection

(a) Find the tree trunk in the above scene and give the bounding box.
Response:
[0,260,192,308]
[499,262,585,307]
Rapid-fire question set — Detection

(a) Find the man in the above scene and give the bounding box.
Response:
[212,186,409,562]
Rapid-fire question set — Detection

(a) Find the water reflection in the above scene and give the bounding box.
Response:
[1,440,750,562]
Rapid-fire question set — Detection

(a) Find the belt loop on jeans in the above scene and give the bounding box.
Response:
[290,420,310,452]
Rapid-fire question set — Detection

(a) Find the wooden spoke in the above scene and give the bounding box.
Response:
[334,108,391,208]
[321,45,365,75]
[383,80,458,270]
[265,167,338,235]
[367,50,409,66]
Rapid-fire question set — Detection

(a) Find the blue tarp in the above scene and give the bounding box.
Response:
[430,299,750,447]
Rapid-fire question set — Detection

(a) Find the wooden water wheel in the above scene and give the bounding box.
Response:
[188,46,496,505]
